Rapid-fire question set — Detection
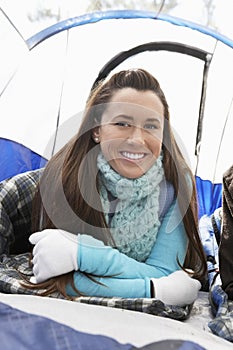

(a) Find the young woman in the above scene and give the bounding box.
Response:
[0,69,207,304]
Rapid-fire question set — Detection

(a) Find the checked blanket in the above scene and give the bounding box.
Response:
[0,252,192,321]
[0,251,232,343]
[208,283,233,343]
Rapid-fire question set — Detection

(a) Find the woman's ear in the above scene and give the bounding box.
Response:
[92,127,100,143]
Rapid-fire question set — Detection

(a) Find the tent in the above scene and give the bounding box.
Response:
[0,7,233,350]
[1,8,233,217]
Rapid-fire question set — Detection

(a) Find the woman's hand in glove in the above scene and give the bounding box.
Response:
[29,229,78,283]
[151,270,201,306]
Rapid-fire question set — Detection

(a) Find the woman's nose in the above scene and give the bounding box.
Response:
[128,126,145,144]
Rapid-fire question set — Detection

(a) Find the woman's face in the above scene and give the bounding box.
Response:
[95,88,164,179]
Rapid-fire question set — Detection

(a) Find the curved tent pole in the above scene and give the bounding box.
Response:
[91,41,211,90]
[26,10,233,51]
[194,53,213,175]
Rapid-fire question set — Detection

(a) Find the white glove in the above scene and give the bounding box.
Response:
[29,229,78,283]
[151,270,201,306]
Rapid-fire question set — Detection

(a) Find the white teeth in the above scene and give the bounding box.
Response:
[121,151,145,160]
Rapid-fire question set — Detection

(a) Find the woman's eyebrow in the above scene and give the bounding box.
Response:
[112,115,134,121]
[145,117,161,123]
[111,115,162,123]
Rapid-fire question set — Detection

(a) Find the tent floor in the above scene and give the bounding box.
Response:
[0,291,231,349]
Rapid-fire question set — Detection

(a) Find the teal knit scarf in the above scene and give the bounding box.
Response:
[97,152,164,262]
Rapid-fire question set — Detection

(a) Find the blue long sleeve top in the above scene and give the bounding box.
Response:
[67,200,188,298]
[0,169,188,298]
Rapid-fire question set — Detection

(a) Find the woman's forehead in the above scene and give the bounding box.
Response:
[102,100,164,123]
[100,86,161,109]
[109,87,162,105]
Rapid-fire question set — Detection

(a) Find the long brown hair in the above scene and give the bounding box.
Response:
[27,68,207,297]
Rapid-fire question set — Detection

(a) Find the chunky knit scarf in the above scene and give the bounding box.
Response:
[97,152,164,262]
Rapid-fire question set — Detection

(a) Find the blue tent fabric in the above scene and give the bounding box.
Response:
[195,176,222,218]
[0,301,132,350]
[0,138,47,182]
[0,300,206,350]
[26,10,233,50]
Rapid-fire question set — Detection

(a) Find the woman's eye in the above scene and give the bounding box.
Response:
[144,124,158,130]
[115,122,131,127]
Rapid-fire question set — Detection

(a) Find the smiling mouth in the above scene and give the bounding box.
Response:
[120,151,146,160]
